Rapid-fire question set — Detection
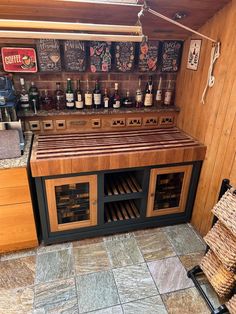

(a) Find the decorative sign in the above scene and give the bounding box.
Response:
[161,41,183,72]
[114,42,135,72]
[1,47,37,73]
[187,39,202,71]
[89,41,112,72]
[63,40,86,71]
[138,41,159,72]
[36,39,62,72]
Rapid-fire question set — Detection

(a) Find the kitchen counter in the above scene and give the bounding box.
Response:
[0,132,33,169]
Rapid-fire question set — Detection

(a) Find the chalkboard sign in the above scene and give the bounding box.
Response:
[89,41,112,72]
[63,40,86,71]
[36,39,62,72]
[114,42,135,72]
[161,41,183,72]
[138,41,159,72]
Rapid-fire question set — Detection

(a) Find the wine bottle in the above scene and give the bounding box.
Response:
[19,78,30,111]
[112,83,121,109]
[84,79,93,109]
[135,77,143,108]
[156,76,163,106]
[66,78,74,109]
[75,79,84,109]
[144,76,153,107]
[164,80,174,106]
[55,82,65,110]
[123,90,133,108]
[29,81,39,111]
[93,80,102,109]
[103,88,110,108]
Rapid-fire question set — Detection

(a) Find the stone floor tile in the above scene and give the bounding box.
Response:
[34,278,78,314]
[122,295,167,314]
[72,236,104,247]
[0,256,36,290]
[162,287,210,314]
[113,263,157,303]
[74,242,110,274]
[76,270,119,313]
[133,227,162,237]
[179,252,208,284]
[136,230,176,261]
[164,224,206,255]
[0,287,34,314]
[103,232,134,242]
[35,249,74,284]
[148,256,193,294]
[105,237,144,268]
[88,305,123,313]
[37,242,72,254]
[0,248,36,261]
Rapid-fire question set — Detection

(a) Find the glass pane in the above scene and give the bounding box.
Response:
[55,182,90,224]
[154,172,184,210]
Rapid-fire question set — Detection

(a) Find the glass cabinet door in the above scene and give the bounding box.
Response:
[45,175,97,232]
[146,165,192,217]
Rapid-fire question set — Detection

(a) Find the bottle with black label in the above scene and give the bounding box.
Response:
[55,82,65,110]
[123,90,133,108]
[135,77,143,108]
[112,83,121,109]
[75,79,83,109]
[164,80,175,106]
[144,76,153,107]
[66,78,74,109]
[29,81,40,112]
[84,79,93,109]
[103,88,110,108]
[93,80,102,109]
[156,76,163,106]
[19,78,30,111]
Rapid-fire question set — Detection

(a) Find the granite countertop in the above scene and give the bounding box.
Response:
[18,106,180,117]
[0,132,33,169]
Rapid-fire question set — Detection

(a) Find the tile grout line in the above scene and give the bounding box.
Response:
[71,244,81,314]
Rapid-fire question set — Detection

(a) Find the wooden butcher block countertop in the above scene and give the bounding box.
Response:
[30,128,206,177]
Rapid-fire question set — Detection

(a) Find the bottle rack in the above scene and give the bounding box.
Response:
[104,200,140,223]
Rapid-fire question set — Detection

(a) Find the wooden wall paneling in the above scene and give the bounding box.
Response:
[176,0,236,235]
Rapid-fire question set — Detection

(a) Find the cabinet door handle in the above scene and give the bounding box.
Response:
[150,193,155,197]
[92,200,97,206]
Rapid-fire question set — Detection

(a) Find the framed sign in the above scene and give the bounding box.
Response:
[36,39,62,72]
[187,39,202,70]
[161,41,183,72]
[89,41,112,72]
[63,40,86,71]
[114,42,135,72]
[138,41,159,72]
[1,47,37,73]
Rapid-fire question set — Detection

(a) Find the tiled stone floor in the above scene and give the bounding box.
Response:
[0,223,223,314]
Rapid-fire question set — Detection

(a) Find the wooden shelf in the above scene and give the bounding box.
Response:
[104,200,140,223]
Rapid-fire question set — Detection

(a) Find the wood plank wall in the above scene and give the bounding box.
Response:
[176,0,236,236]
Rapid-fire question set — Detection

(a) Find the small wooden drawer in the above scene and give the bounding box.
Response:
[0,186,31,206]
[0,168,29,189]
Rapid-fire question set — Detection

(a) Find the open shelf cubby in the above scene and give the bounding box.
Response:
[104,199,141,223]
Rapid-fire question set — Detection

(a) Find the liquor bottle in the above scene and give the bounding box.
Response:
[41,89,54,111]
[65,78,74,109]
[123,90,133,108]
[75,80,83,109]
[135,77,143,108]
[84,79,93,109]
[103,88,110,108]
[29,81,40,113]
[19,78,30,111]
[112,83,121,109]
[164,80,175,106]
[93,80,102,109]
[156,76,163,106]
[55,82,65,110]
[144,76,153,107]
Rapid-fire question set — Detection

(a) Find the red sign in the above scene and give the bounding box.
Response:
[1,47,38,73]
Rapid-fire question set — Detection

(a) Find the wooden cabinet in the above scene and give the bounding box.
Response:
[0,168,38,253]
[147,165,192,217]
[45,175,97,232]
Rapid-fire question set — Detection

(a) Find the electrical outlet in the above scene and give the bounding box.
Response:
[91,119,101,128]
[127,118,142,126]
[159,116,174,126]
[42,120,53,130]
[111,118,126,127]
[143,117,158,126]
[55,120,66,130]
[29,120,40,131]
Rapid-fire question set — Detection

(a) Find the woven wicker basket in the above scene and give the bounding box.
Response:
[204,221,236,272]
[226,294,236,314]
[212,189,236,237]
[200,250,235,297]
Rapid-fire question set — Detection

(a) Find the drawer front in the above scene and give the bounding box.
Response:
[0,185,31,206]
[0,168,29,189]
[0,202,38,253]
